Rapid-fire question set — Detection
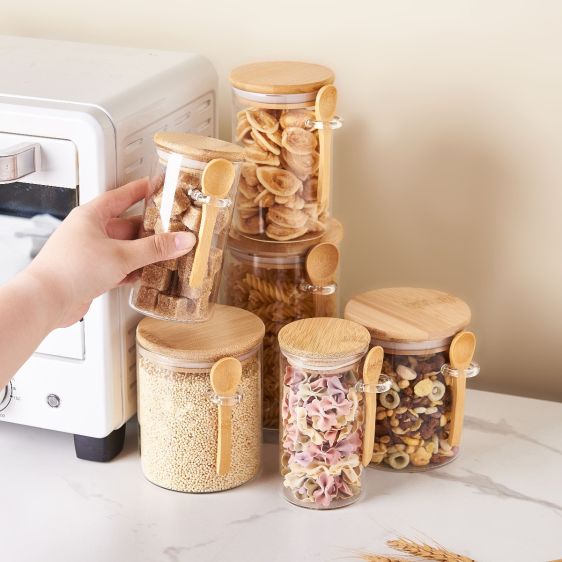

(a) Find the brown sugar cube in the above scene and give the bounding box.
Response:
[155,294,194,320]
[154,218,186,234]
[144,205,160,231]
[177,254,195,280]
[178,276,213,300]
[153,185,191,216]
[215,209,232,235]
[207,247,223,277]
[181,206,202,232]
[140,264,172,291]
[160,258,179,271]
[134,286,159,312]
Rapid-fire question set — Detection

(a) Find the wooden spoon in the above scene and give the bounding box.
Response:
[305,242,339,317]
[210,356,242,476]
[315,85,338,214]
[448,331,476,447]
[362,346,385,467]
[189,158,235,288]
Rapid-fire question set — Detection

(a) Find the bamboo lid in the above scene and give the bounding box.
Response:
[344,287,471,344]
[230,62,334,95]
[154,132,245,163]
[137,305,265,363]
[278,318,370,364]
[228,218,343,257]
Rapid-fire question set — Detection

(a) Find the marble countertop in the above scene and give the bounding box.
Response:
[0,389,560,562]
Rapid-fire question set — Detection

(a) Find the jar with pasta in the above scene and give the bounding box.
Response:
[278,317,378,509]
[345,288,480,471]
[136,305,265,493]
[229,61,342,242]
[222,219,343,433]
[130,132,244,322]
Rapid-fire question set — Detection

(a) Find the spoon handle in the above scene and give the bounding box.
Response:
[216,402,233,476]
[190,204,219,288]
[362,390,377,467]
[312,290,334,317]
[317,127,333,215]
[448,375,466,447]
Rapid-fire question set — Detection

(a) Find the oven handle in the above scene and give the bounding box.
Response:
[0,143,41,184]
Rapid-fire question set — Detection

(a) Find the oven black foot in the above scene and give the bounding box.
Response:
[73,424,126,462]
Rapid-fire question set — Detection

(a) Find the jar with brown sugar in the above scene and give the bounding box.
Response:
[345,288,480,471]
[229,61,342,242]
[136,305,264,493]
[130,132,244,322]
[222,219,343,433]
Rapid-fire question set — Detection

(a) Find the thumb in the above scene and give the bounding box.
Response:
[122,231,196,273]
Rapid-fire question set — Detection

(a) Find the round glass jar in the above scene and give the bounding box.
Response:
[345,288,480,472]
[278,317,379,510]
[229,61,342,242]
[136,305,265,493]
[222,219,343,432]
[131,132,244,322]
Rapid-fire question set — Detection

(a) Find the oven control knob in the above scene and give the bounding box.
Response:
[0,382,12,411]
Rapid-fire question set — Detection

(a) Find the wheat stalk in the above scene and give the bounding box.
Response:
[387,538,475,562]
[356,555,410,562]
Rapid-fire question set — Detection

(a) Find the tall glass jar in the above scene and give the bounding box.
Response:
[131,132,244,322]
[136,305,265,493]
[222,219,343,432]
[229,62,342,242]
[345,287,480,471]
[278,317,377,509]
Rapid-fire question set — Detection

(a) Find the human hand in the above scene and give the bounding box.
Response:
[25,178,196,328]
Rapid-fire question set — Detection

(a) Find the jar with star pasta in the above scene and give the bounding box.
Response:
[229,61,342,242]
[278,317,390,509]
[222,219,343,434]
[345,288,480,472]
[130,132,244,323]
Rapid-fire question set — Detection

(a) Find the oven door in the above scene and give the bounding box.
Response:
[0,133,84,360]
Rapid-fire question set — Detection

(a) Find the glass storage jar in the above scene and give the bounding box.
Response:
[345,287,480,471]
[229,61,342,242]
[131,132,244,322]
[278,317,389,509]
[136,305,265,493]
[222,218,343,432]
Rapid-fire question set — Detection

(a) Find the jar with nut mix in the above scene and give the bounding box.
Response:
[278,317,390,509]
[222,219,343,433]
[136,305,265,493]
[345,288,480,472]
[229,62,342,242]
[130,132,244,322]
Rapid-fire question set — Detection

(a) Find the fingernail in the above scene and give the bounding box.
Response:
[174,231,196,251]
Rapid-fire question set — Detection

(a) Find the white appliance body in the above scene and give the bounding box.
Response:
[0,36,217,447]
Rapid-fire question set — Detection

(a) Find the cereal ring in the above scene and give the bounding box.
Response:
[280,109,315,129]
[256,166,302,197]
[430,381,446,401]
[245,144,280,166]
[267,206,308,229]
[251,129,281,155]
[281,127,317,155]
[265,223,308,241]
[282,148,319,179]
[387,451,410,470]
[246,109,279,134]
[379,390,400,409]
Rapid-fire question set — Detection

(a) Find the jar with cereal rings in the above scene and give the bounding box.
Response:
[130,132,244,323]
[278,317,390,509]
[222,219,343,435]
[136,305,265,493]
[345,288,480,472]
[229,62,342,243]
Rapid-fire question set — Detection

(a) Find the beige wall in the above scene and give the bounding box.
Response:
[3,1,562,401]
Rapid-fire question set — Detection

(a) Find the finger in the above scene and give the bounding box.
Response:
[106,216,143,240]
[119,269,142,285]
[119,231,196,273]
[90,177,151,220]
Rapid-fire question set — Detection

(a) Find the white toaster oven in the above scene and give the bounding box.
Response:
[0,36,217,460]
